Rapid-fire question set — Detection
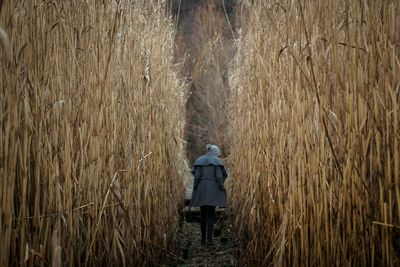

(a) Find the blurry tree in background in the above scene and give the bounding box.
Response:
[169,0,236,162]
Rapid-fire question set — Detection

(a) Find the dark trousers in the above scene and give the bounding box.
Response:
[200,205,216,244]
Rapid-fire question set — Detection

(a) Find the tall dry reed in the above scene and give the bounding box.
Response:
[173,1,234,161]
[229,0,399,266]
[0,1,186,266]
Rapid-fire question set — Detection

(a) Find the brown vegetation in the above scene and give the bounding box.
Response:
[173,1,235,162]
[2,0,400,265]
[0,1,186,266]
[228,0,400,266]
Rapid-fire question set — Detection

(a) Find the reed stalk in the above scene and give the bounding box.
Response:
[228,0,400,265]
[0,1,187,266]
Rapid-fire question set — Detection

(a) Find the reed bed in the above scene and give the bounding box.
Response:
[228,0,400,266]
[173,1,234,161]
[0,1,186,266]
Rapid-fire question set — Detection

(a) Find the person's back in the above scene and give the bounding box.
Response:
[190,144,228,246]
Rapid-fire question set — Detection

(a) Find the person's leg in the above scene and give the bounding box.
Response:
[206,206,216,245]
[200,206,207,245]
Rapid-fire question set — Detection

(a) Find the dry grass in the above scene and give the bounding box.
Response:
[173,1,234,161]
[228,0,400,266]
[0,1,186,266]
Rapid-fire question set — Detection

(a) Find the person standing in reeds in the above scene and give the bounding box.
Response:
[190,144,228,246]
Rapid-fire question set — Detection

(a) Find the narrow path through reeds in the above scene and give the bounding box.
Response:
[165,211,241,267]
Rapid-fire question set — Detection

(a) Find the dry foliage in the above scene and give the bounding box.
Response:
[174,1,235,162]
[0,1,186,266]
[228,0,400,266]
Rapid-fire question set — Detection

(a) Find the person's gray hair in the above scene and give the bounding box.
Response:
[206,144,221,156]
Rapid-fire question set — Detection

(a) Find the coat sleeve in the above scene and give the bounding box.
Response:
[221,166,228,182]
[215,166,225,191]
[193,166,201,190]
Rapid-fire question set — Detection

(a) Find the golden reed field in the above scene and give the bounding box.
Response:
[228,0,400,266]
[1,0,399,266]
[0,1,186,266]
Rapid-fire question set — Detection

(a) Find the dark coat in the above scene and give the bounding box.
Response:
[190,154,228,208]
